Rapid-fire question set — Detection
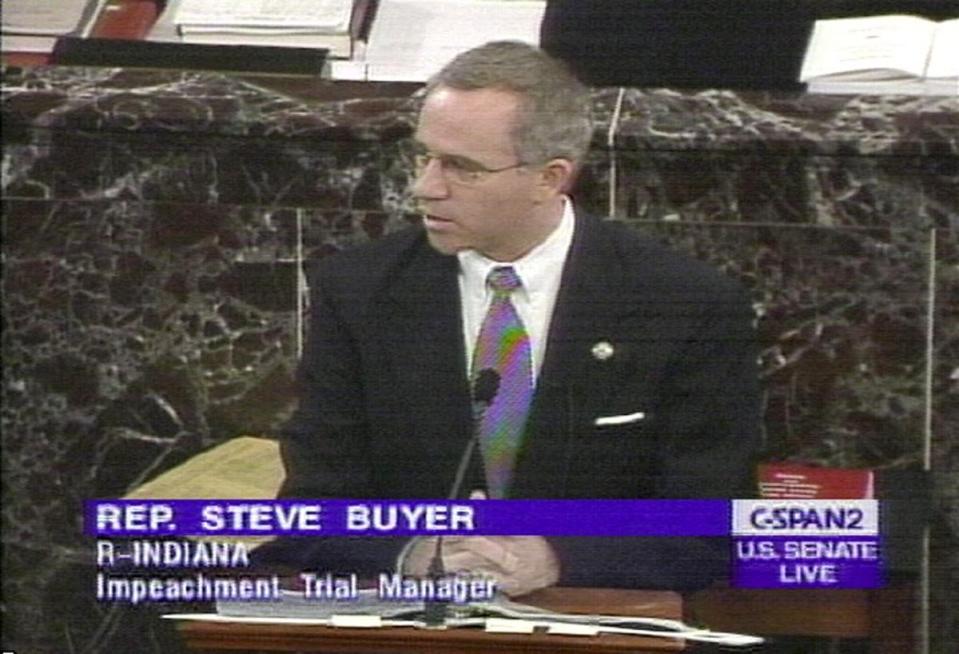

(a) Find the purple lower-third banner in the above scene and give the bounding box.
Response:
[732,536,883,588]
[85,499,729,537]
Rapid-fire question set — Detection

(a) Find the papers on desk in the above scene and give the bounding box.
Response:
[147,0,544,78]
[328,0,547,82]
[124,436,282,548]
[169,0,362,57]
[800,15,959,96]
[175,0,353,32]
[1,0,106,53]
[164,589,763,647]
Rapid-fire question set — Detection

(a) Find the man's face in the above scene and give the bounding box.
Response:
[412,86,550,262]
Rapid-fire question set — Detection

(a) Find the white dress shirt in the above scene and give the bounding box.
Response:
[457,199,575,384]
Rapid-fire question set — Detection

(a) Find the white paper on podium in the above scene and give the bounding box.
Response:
[925,19,959,81]
[485,617,537,633]
[174,0,352,32]
[164,589,764,647]
[2,0,107,52]
[2,0,97,35]
[336,0,546,82]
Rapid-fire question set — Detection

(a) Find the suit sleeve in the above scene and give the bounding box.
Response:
[653,281,761,499]
[251,260,408,576]
[548,282,761,590]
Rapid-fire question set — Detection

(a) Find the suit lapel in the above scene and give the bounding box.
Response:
[383,237,475,491]
[378,217,654,499]
[511,213,639,497]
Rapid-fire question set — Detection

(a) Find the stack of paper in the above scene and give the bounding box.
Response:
[329,0,547,82]
[800,15,959,96]
[165,589,763,647]
[171,0,365,57]
[2,0,106,53]
[124,436,283,548]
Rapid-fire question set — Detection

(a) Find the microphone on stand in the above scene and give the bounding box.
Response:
[449,368,500,501]
[422,368,500,628]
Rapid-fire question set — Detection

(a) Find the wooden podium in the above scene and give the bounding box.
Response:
[177,587,685,653]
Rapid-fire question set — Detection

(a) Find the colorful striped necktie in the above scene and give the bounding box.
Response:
[472,266,533,499]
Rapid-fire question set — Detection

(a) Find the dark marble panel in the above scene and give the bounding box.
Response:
[639,220,957,652]
[3,539,192,653]
[0,195,414,653]
[4,132,417,213]
[931,227,959,651]
[3,199,301,503]
[599,150,956,228]
[564,148,613,219]
[605,88,959,156]
[5,68,958,159]
[103,134,386,207]
[2,65,957,653]
[2,66,418,142]
[2,200,307,653]
[6,68,955,234]
[630,221,935,465]
[3,133,113,200]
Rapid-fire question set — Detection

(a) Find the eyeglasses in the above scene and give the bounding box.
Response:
[411,148,527,186]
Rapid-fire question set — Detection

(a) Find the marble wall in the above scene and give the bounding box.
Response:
[2,66,957,653]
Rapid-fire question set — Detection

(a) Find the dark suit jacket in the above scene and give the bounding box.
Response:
[254,212,762,590]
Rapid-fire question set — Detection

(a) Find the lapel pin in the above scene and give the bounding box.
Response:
[591,341,615,361]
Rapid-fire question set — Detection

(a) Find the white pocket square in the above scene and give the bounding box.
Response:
[594,411,646,426]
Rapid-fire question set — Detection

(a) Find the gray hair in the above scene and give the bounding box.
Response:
[425,41,593,165]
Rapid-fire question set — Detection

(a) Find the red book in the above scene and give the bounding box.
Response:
[758,463,875,499]
[91,0,159,40]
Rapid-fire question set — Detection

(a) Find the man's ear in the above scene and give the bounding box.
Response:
[535,158,577,199]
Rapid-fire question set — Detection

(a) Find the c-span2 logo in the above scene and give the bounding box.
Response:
[731,500,881,588]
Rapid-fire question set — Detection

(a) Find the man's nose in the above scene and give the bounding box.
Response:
[411,158,449,200]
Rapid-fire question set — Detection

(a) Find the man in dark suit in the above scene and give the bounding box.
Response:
[257,41,761,595]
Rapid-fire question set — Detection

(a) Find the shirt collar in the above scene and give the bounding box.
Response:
[457,198,575,297]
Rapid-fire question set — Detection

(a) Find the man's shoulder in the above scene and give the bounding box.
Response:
[326,225,425,265]
[309,225,433,287]
[581,213,744,296]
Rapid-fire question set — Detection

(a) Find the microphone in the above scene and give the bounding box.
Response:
[473,368,501,404]
[422,368,500,628]
[449,368,500,501]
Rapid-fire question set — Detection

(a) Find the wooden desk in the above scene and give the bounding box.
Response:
[688,579,918,654]
[178,587,685,653]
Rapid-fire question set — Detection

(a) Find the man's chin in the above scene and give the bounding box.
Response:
[424,231,467,256]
